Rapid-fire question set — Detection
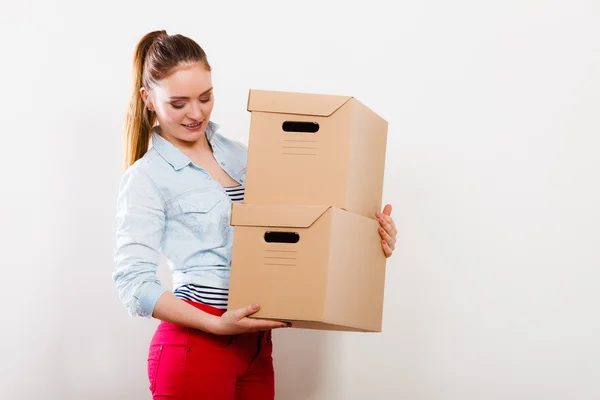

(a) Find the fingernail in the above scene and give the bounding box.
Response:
[252,304,259,310]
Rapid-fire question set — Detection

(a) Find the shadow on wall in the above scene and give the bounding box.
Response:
[273,328,329,400]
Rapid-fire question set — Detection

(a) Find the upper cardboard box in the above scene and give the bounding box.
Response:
[244,89,389,220]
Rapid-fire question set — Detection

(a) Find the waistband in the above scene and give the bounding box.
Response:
[183,299,226,317]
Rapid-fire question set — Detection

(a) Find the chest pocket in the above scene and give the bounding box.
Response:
[176,191,230,244]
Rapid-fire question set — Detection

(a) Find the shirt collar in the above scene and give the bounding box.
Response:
[151,121,220,171]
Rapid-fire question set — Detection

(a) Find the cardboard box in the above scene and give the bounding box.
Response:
[227,203,387,332]
[244,89,388,220]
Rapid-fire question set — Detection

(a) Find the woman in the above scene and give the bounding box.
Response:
[113,30,398,399]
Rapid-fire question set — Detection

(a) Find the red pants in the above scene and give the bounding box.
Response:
[147,301,274,399]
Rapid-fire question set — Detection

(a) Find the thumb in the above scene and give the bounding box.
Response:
[382,204,392,216]
[234,303,260,320]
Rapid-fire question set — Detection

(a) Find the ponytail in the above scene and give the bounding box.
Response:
[123,30,166,170]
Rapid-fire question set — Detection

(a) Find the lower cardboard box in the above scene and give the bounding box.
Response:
[227,203,387,332]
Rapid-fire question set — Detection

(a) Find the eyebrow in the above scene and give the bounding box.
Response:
[168,87,213,100]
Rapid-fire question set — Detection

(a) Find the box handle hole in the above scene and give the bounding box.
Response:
[264,231,300,244]
[282,121,319,133]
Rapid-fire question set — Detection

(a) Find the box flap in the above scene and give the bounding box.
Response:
[247,89,353,117]
[231,204,331,228]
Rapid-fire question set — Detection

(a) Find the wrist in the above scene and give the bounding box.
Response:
[201,314,222,335]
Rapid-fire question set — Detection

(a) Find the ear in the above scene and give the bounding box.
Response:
[140,87,155,112]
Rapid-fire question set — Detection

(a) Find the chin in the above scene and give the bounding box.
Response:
[177,129,206,143]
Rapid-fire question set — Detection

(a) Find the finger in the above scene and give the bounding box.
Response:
[382,204,392,216]
[375,205,391,219]
[378,214,397,237]
[384,214,398,236]
[382,239,393,258]
[378,227,396,249]
[244,318,289,331]
[234,304,260,320]
[379,205,397,233]
[386,214,397,233]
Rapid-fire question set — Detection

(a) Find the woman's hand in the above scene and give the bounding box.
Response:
[376,204,397,258]
[211,304,290,335]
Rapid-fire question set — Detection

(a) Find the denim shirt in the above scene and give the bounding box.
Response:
[112,122,247,318]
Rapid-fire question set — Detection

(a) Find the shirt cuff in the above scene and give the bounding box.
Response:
[138,281,167,318]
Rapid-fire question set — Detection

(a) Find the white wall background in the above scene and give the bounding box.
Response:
[1,0,599,399]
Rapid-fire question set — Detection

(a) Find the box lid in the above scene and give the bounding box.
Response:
[247,89,353,117]
[231,203,331,228]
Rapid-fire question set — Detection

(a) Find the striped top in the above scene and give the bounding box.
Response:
[173,183,245,309]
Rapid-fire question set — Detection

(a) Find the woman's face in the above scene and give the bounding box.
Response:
[142,63,214,144]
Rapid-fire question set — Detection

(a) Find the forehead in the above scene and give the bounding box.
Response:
[155,63,212,97]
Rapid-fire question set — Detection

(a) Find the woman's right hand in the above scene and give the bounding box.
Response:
[210,304,290,335]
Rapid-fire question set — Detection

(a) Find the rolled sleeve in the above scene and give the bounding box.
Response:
[112,166,167,318]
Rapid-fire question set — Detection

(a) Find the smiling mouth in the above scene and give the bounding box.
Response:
[182,121,202,127]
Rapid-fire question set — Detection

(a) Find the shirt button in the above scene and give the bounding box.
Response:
[221,162,225,166]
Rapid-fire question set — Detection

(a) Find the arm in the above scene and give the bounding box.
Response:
[112,167,287,334]
[151,290,220,331]
[112,166,169,318]
[152,291,288,334]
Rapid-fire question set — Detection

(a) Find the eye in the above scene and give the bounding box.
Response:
[170,103,185,109]
[199,94,212,103]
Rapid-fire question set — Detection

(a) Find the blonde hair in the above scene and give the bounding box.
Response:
[123,30,211,169]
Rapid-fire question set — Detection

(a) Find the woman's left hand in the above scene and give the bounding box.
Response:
[376,204,397,258]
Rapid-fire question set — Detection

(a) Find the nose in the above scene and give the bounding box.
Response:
[186,102,203,121]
